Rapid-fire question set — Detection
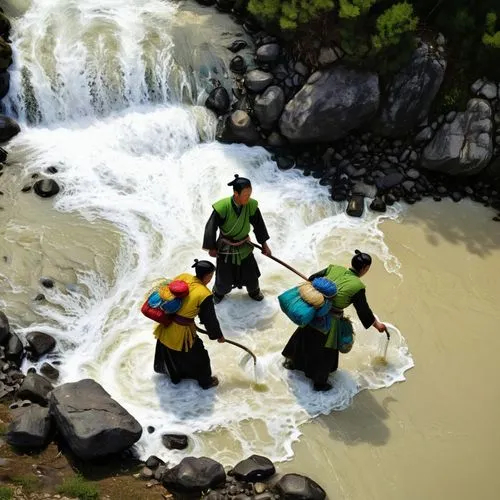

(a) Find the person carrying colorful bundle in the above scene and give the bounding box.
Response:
[281,250,387,392]
[202,174,272,304]
[141,259,225,390]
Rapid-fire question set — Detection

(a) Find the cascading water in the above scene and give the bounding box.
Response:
[1,0,413,465]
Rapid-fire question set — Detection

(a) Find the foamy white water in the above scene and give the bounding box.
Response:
[3,0,414,465]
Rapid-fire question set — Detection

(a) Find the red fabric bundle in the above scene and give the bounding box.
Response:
[168,280,189,298]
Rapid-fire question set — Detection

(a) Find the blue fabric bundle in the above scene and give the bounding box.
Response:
[278,286,316,327]
[312,277,337,297]
[160,297,183,314]
[147,291,163,308]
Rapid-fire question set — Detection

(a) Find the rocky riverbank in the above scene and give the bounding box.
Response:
[199,0,500,220]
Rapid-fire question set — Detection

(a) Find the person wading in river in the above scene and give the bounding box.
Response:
[281,250,387,391]
[141,259,225,389]
[203,174,272,304]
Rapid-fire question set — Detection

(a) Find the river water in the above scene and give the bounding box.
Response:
[1,1,499,499]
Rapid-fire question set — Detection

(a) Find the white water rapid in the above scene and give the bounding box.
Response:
[1,0,413,465]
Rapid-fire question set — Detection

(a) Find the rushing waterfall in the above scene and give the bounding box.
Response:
[1,0,413,466]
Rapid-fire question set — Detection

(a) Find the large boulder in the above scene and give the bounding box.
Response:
[217,110,260,146]
[0,37,12,70]
[205,87,230,116]
[7,404,52,449]
[421,98,493,176]
[231,455,276,482]
[279,66,379,143]
[49,378,143,460]
[0,70,9,100]
[26,331,56,358]
[0,115,20,143]
[162,456,226,493]
[374,42,446,137]
[254,85,285,129]
[17,373,54,406]
[275,473,326,500]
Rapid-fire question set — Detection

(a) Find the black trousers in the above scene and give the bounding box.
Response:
[154,337,213,388]
[213,252,261,296]
[282,325,339,385]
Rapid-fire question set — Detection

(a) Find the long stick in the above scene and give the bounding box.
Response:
[250,242,308,281]
[196,325,257,365]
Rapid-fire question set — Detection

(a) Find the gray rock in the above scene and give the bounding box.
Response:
[254,86,285,129]
[421,98,493,175]
[276,473,326,500]
[162,456,225,492]
[318,47,339,67]
[49,378,143,460]
[471,79,484,95]
[205,87,230,116]
[7,404,52,449]
[478,81,497,100]
[244,70,273,93]
[220,110,260,146]
[279,66,379,143]
[5,332,23,366]
[40,363,59,381]
[375,42,446,137]
[33,179,60,198]
[231,455,275,482]
[0,311,9,344]
[26,331,56,358]
[294,61,308,77]
[376,172,404,190]
[256,43,280,64]
[17,373,53,406]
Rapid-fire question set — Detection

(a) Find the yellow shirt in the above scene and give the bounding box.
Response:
[153,273,212,352]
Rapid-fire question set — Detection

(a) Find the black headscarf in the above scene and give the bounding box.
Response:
[191,259,216,279]
[351,249,372,272]
[228,174,251,193]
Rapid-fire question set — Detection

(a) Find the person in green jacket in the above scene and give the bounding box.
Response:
[282,250,387,391]
[203,174,272,304]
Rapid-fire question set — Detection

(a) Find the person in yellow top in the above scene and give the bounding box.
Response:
[141,259,225,389]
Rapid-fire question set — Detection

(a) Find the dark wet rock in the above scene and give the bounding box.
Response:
[206,87,230,115]
[266,131,286,148]
[162,456,226,492]
[40,277,54,288]
[196,0,216,6]
[162,433,188,450]
[40,362,59,381]
[0,70,9,100]
[370,196,387,212]
[5,332,23,366]
[147,425,155,434]
[276,156,295,170]
[26,331,56,358]
[256,43,280,65]
[230,55,247,74]
[0,311,9,344]
[230,455,276,482]
[376,172,404,190]
[244,70,273,93]
[451,191,463,202]
[146,455,165,469]
[0,115,20,142]
[374,42,446,137]
[7,404,52,449]
[216,0,235,13]
[17,373,54,406]
[0,12,11,38]
[346,194,365,217]
[33,179,60,198]
[254,85,285,129]
[276,473,326,500]
[203,491,225,500]
[21,184,32,193]
[46,166,58,174]
[218,110,260,146]
[279,66,379,143]
[49,378,143,460]
[0,38,12,71]
[228,40,248,53]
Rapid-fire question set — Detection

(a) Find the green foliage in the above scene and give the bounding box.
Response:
[0,487,13,500]
[11,476,41,494]
[56,476,100,500]
[248,0,335,29]
[483,12,500,48]
[338,0,375,19]
[372,2,419,51]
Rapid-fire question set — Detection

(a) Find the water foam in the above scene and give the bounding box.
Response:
[9,106,414,464]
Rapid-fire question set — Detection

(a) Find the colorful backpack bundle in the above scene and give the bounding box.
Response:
[278,277,337,327]
[145,279,189,315]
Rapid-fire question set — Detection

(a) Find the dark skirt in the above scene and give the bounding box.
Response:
[282,325,339,385]
[154,337,213,388]
[214,252,261,295]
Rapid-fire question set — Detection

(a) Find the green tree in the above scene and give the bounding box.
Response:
[248,0,335,30]
[338,0,376,19]
[371,2,419,50]
[483,12,500,48]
